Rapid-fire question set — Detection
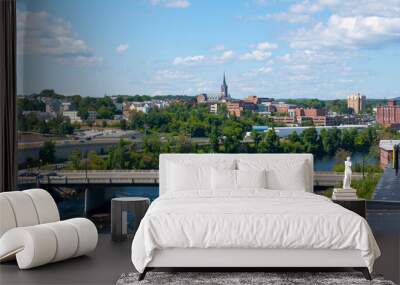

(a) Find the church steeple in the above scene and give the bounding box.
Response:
[221,72,229,100]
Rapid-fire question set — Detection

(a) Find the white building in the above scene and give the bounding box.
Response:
[153,100,170,109]
[209,103,218,114]
[62,102,71,112]
[63,111,82,123]
[124,102,151,114]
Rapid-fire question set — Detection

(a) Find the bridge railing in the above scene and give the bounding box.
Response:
[17,170,369,187]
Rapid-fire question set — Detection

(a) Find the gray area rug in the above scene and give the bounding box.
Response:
[116,272,396,285]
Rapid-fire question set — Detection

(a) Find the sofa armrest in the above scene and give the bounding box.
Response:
[0,218,98,269]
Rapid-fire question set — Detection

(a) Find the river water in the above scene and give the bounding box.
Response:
[314,152,377,171]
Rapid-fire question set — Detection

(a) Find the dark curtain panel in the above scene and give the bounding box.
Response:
[0,0,17,192]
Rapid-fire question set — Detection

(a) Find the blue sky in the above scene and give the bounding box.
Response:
[17,0,400,99]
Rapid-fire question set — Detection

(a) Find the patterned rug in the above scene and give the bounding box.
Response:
[116,271,396,285]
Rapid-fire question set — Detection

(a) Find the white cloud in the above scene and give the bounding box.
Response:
[149,0,190,8]
[56,55,103,65]
[241,65,273,78]
[210,44,226,51]
[240,41,278,61]
[17,10,101,65]
[173,50,235,65]
[289,74,315,81]
[217,50,235,61]
[253,0,268,5]
[258,66,273,74]
[241,50,271,61]
[116,43,129,53]
[256,12,312,24]
[256,41,278,50]
[154,69,195,80]
[278,54,292,62]
[290,14,400,50]
[289,0,400,18]
[277,49,345,66]
[289,0,326,14]
[173,55,206,65]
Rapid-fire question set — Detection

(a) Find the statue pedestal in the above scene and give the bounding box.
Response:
[332,188,358,200]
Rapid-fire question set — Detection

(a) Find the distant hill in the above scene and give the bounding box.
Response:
[18,90,195,102]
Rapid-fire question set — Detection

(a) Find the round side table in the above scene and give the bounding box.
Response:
[111,197,150,242]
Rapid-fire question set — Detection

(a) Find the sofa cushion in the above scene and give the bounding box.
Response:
[24,189,60,224]
[1,192,39,227]
[0,196,17,237]
[0,218,98,269]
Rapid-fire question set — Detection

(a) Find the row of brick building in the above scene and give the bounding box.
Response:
[376,99,400,128]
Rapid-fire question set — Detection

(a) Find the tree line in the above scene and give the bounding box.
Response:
[59,126,382,171]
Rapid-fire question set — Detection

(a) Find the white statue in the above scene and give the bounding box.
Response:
[343,156,352,190]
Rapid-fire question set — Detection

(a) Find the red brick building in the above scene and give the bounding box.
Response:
[226,101,243,117]
[379,140,400,168]
[293,108,327,126]
[376,100,400,128]
[275,104,289,114]
[196,94,207,104]
[244,95,258,105]
[271,116,296,125]
[310,116,327,126]
[294,108,326,117]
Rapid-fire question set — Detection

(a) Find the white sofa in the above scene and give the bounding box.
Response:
[0,189,98,269]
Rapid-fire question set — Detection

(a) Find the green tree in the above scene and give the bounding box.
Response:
[300,118,314,127]
[251,131,263,150]
[300,127,320,154]
[39,141,56,164]
[341,129,356,151]
[78,107,89,120]
[143,134,161,154]
[288,131,301,143]
[175,135,194,153]
[129,111,146,129]
[98,106,113,119]
[69,148,82,170]
[87,151,106,170]
[120,119,127,130]
[320,128,341,156]
[138,153,158,169]
[258,129,281,153]
[106,140,132,169]
[209,126,220,152]
[221,121,243,153]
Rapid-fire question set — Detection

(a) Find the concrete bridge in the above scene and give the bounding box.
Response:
[18,170,159,186]
[18,170,365,188]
